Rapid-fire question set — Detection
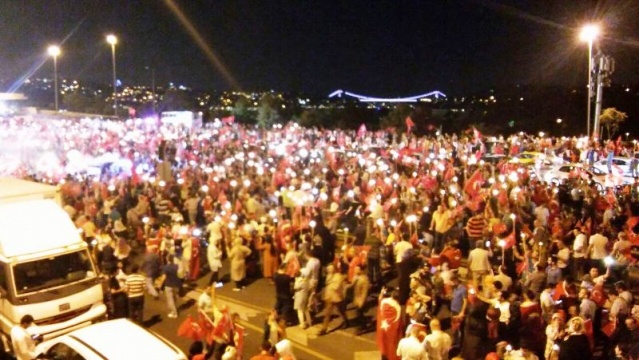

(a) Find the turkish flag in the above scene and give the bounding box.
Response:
[376,297,402,360]
[212,309,233,343]
[197,310,216,344]
[464,169,483,198]
[177,314,205,341]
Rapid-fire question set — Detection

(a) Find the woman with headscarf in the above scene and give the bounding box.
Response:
[228,238,251,291]
[275,339,296,360]
[257,228,279,284]
[558,316,592,360]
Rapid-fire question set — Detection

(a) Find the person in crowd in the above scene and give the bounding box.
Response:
[163,254,182,319]
[396,322,428,360]
[258,229,279,284]
[319,264,348,335]
[125,264,146,324]
[587,228,609,273]
[274,264,295,326]
[351,265,371,334]
[207,239,224,287]
[293,268,312,329]
[274,339,296,360]
[10,114,639,359]
[10,315,39,360]
[108,267,129,319]
[545,312,565,360]
[424,318,452,360]
[249,341,276,360]
[558,316,592,360]
[430,205,453,253]
[468,240,492,288]
[141,245,162,299]
[228,238,252,291]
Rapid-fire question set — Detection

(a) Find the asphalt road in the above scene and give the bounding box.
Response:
[139,263,380,360]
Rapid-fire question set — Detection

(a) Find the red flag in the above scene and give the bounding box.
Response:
[233,324,245,358]
[405,116,415,132]
[212,309,233,343]
[222,115,235,124]
[473,126,482,139]
[464,169,483,198]
[177,314,205,341]
[197,310,216,344]
[376,297,402,360]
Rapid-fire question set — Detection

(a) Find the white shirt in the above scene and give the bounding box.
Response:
[396,335,428,360]
[394,240,414,263]
[573,233,586,258]
[534,206,549,226]
[424,330,452,360]
[206,220,223,244]
[467,248,491,272]
[10,325,36,360]
[589,233,608,260]
[556,248,570,269]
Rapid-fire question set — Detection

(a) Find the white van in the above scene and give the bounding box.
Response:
[35,318,187,359]
[0,179,106,343]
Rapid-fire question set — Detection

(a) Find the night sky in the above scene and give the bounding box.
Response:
[1,0,638,96]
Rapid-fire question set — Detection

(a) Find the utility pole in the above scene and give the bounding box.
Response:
[592,50,615,138]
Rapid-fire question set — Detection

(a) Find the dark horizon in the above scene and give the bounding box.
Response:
[1,1,638,97]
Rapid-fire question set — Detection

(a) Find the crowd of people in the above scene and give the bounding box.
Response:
[3,113,639,360]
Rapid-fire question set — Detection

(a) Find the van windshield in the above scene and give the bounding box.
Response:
[12,249,96,295]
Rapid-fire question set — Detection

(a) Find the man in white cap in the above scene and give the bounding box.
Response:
[396,322,428,360]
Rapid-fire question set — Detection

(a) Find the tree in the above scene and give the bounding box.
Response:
[256,93,280,128]
[157,88,196,112]
[232,97,255,124]
[62,93,109,114]
[379,104,412,131]
[599,107,628,139]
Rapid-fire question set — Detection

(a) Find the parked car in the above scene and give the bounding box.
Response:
[509,151,563,166]
[35,319,187,360]
[542,163,632,192]
[593,157,634,177]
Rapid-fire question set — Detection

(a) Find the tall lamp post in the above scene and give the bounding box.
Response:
[580,24,599,138]
[106,34,118,116]
[47,45,61,111]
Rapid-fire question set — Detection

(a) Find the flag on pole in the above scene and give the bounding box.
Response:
[405,116,415,133]
[473,126,482,140]
[464,169,484,198]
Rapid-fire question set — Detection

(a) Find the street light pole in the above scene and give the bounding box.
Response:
[47,45,61,111]
[587,40,593,137]
[580,24,599,138]
[106,34,118,116]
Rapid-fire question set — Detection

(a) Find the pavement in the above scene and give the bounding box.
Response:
[141,263,380,360]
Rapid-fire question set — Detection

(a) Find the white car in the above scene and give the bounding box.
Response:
[593,157,635,177]
[542,164,633,190]
[35,319,187,360]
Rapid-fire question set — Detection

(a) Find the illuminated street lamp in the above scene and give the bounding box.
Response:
[106,34,118,116]
[47,45,61,111]
[580,24,600,137]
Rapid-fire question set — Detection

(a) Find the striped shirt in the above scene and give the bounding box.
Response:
[125,273,146,298]
[466,215,486,239]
